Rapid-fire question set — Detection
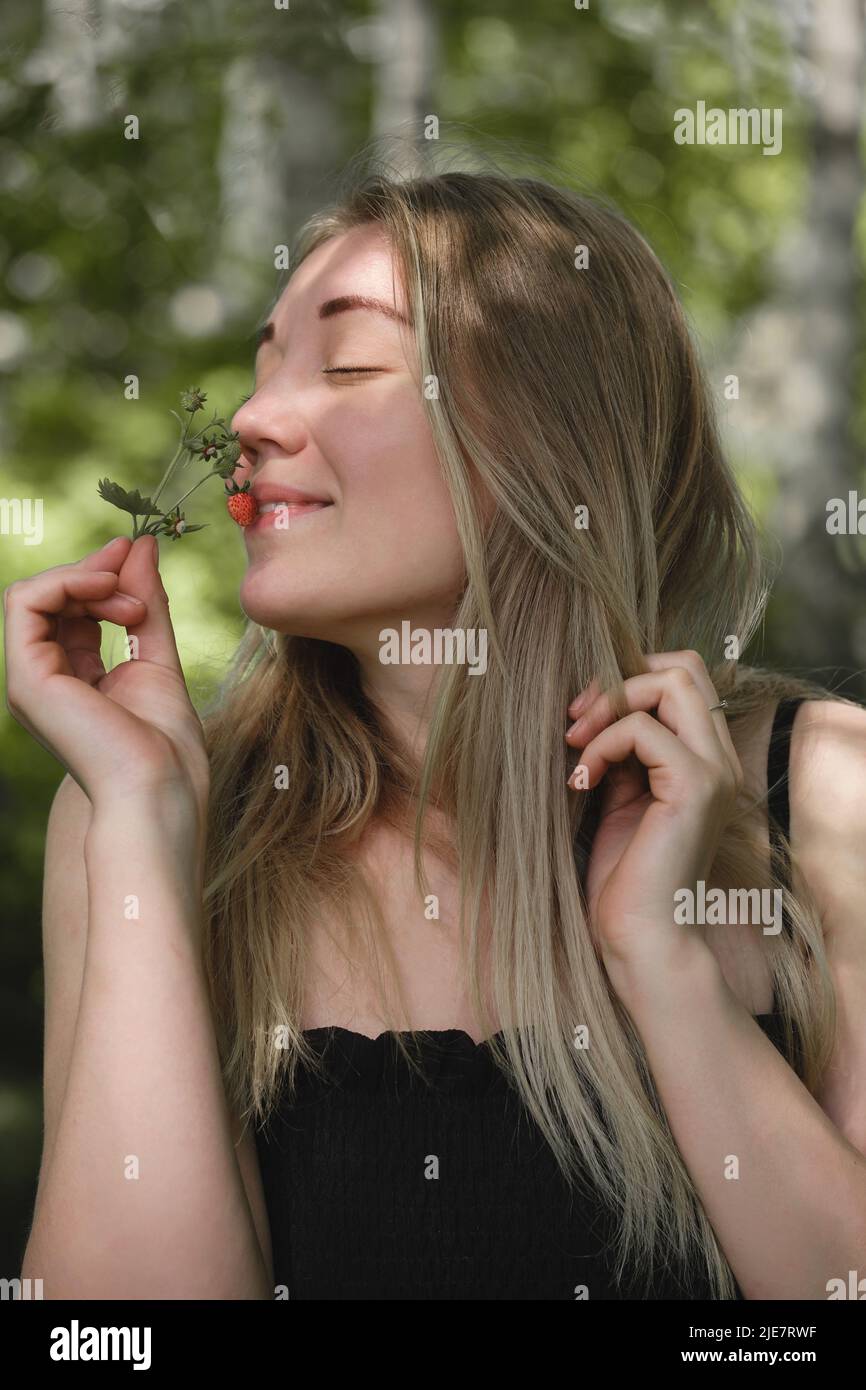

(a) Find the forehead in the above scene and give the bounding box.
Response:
[269,224,407,329]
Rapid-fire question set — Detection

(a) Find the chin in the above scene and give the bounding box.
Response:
[240,569,318,634]
[238,568,354,640]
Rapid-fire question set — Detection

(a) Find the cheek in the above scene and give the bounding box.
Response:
[328,401,462,557]
[354,451,462,570]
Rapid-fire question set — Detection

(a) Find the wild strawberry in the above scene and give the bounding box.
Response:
[99,388,241,541]
[225,478,258,527]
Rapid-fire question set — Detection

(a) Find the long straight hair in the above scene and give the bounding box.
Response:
[200,160,846,1298]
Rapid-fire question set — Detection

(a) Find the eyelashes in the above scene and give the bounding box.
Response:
[237,369,380,410]
[322,366,381,375]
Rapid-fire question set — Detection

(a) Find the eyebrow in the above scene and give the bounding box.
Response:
[251,295,410,355]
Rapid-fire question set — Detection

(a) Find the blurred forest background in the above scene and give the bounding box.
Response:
[1,0,865,1272]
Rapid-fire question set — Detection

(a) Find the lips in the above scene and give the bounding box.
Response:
[244,485,333,535]
[251,482,333,507]
[256,500,329,514]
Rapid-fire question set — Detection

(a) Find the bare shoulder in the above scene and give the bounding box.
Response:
[788,697,866,810]
[787,698,866,934]
[786,698,866,1152]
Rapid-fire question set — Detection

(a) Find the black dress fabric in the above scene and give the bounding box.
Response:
[254,697,806,1300]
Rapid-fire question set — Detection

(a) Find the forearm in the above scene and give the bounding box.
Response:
[23,797,270,1300]
[615,940,866,1300]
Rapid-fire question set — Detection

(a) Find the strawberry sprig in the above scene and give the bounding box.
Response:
[97,388,243,540]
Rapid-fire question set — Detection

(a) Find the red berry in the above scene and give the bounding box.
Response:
[226,492,258,526]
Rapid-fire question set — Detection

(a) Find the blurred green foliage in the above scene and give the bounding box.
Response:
[0,0,857,1272]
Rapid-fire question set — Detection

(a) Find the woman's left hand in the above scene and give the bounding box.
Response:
[565,650,744,998]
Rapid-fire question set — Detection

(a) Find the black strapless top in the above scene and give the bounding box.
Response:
[254,697,806,1300]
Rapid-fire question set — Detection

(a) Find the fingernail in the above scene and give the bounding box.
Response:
[150,536,160,567]
[566,718,583,739]
[118,592,145,605]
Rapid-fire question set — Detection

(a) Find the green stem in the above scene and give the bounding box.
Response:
[151,440,192,509]
[131,409,228,539]
[137,437,188,537]
[170,469,220,511]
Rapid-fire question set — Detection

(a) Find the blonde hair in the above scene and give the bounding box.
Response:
[200,151,849,1299]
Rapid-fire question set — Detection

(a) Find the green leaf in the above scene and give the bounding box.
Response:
[97,478,159,516]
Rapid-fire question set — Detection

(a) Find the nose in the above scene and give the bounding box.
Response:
[228,392,258,454]
[228,382,306,483]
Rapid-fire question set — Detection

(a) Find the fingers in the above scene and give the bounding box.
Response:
[71,536,138,625]
[56,615,108,686]
[567,668,725,766]
[641,649,740,772]
[568,654,743,782]
[3,534,137,636]
[5,567,135,641]
[2,536,186,796]
[4,533,183,705]
[567,680,600,719]
[51,533,181,673]
[20,537,141,686]
[568,709,712,807]
[79,535,134,571]
[4,569,142,694]
[66,535,181,672]
[112,534,183,673]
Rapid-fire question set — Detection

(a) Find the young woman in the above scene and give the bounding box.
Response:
[8,169,866,1301]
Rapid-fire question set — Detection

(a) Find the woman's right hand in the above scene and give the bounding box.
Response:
[2,534,210,819]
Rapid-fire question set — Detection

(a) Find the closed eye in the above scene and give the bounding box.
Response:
[321,366,382,376]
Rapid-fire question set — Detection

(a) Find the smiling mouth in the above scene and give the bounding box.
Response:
[246,500,334,533]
